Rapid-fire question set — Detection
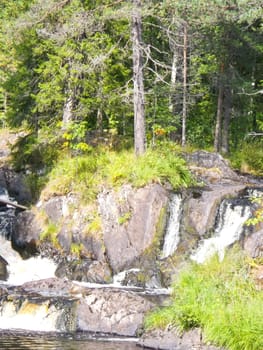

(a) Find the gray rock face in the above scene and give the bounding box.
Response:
[13,211,41,256]
[138,328,223,350]
[0,255,8,281]
[244,229,263,258]
[183,184,246,237]
[12,151,263,287]
[98,184,168,273]
[55,259,112,284]
[77,288,153,336]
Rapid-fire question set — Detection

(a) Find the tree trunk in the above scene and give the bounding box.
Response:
[62,95,74,128]
[169,50,178,114]
[96,108,103,135]
[221,84,232,154]
[214,79,224,152]
[132,0,146,156]
[181,21,188,147]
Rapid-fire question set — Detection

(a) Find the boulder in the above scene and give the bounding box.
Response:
[13,210,41,257]
[184,150,239,183]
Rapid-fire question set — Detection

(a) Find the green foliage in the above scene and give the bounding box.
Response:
[129,148,192,189]
[42,144,193,203]
[229,141,263,176]
[118,211,132,225]
[144,248,263,350]
[40,221,60,247]
[1,0,262,155]
[246,196,263,226]
[11,131,59,172]
[85,212,102,236]
[42,152,100,202]
[70,242,84,257]
[62,121,93,153]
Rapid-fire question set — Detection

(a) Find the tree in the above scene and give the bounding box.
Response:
[132,0,146,156]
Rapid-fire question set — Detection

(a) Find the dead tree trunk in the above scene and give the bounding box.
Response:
[132,0,146,156]
[181,21,188,147]
[221,83,232,154]
[214,80,224,152]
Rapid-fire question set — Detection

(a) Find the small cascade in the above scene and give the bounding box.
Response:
[191,197,253,263]
[161,194,182,258]
[0,236,57,285]
[113,268,141,286]
[0,297,77,332]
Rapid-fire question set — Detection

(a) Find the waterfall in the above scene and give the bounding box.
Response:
[161,194,182,258]
[0,298,77,332]
[0,236,57,285]
[191,198,253,263]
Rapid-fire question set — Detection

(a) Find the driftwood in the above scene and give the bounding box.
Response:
[0,198,27,210]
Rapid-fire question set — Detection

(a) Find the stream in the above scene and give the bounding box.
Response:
[0,331,139,350]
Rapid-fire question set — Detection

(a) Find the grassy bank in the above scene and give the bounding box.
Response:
[41,143,194,202]
[145,248,263,350]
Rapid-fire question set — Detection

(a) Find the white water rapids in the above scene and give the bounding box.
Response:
[161,194,182,258]
[0,236,57,285]
[191,199,252,263]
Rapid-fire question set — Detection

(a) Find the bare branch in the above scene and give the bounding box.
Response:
[237,89,263,96]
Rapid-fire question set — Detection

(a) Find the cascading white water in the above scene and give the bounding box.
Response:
[0,300,65,332]
[161,194,182,259]
[113,268,141,286]
[0,236,57,285]
[191,199,252,263]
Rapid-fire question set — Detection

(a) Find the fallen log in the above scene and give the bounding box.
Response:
[0,198,28,210]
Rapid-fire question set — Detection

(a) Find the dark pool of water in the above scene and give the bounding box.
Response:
[0,331,140,350]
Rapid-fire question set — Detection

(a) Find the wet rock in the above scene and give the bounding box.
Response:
[55,258,112,284]
[85,260,112,284]
[0,255,8,281]
[13,211,40,257]
[0,284,8,296]
[138,328,223,350]
[4,169,32,204]
[115,268,162,289]
[21,277,74,296]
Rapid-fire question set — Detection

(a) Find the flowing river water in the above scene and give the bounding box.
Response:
[0,331,139,349]
[0,236,141,349]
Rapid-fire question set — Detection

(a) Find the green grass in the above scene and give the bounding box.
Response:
[42,143,194,203]
[229,141,263,176]
[144,248,263,350]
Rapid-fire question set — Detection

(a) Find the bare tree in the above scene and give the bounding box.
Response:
[132,0,146,156]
